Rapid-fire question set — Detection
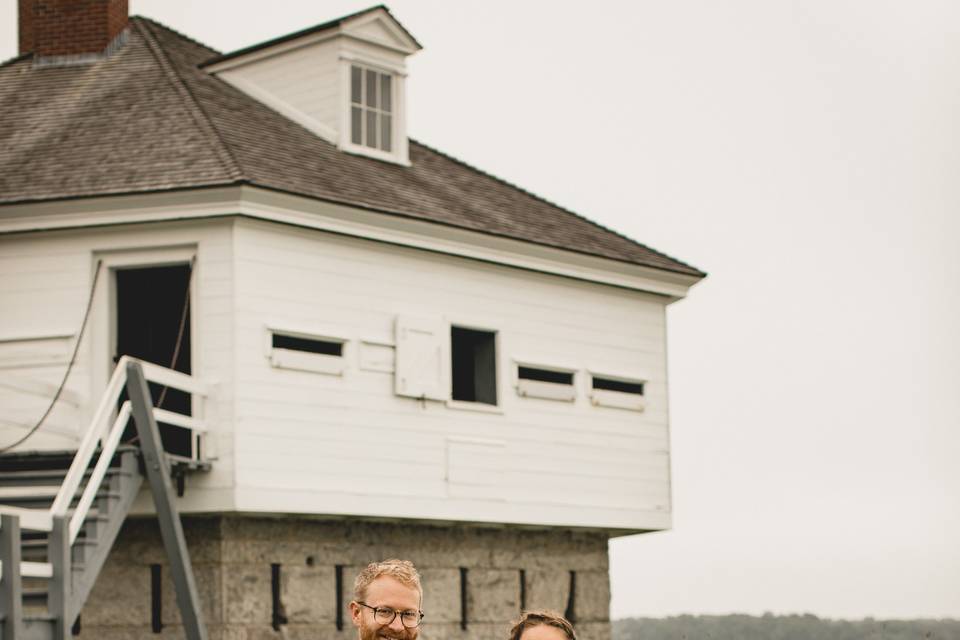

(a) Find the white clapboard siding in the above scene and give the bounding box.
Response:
[218,38,341,141]
[231,218,674,531]
[0,221,238,515]
[4,211,679,530]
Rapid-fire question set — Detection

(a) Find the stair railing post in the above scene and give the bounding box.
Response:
[1,514,24,640]
[48,515,71,640]
[125,360,208,640]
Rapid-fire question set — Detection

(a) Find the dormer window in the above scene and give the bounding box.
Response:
[350,65,394,152]
[203,6,420,166]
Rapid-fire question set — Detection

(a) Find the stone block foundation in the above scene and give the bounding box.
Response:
[78,516,611,640]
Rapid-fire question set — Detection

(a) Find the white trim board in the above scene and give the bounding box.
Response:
[0,185,702,299]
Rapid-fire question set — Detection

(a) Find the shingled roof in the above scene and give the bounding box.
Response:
[0,16,704,277]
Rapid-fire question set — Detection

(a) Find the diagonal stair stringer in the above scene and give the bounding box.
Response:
[62,450,143,626]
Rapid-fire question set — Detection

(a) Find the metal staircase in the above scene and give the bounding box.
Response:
[0,358,212,640]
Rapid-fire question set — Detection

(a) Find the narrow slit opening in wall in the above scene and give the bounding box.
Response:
[272,333,343,357]
[150,564,162,633]
[459,567,469,630]
[335,564,344,630]
[451,327,497,404]
[518,367,573,385]
[519,569,527,612]
[592,376,644,395]
[271,563,287,630]
[564,570,577,623]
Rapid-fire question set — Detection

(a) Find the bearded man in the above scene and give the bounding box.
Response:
[350,560,424,640]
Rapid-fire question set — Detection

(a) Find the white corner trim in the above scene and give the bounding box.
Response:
[218,73,339,144]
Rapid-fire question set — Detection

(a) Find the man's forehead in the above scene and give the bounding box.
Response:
[365,575,421,604]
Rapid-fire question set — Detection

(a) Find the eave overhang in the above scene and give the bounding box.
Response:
[0,186,704,301]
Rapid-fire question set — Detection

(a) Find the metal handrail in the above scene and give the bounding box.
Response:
[67,402,131,543]
[47,356,208,544]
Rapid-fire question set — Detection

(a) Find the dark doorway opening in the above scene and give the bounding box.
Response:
[115,264,192,458]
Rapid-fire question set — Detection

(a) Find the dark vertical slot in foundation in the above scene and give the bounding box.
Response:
[519,569,527,612]
[564,570,577,623]
[335,564,345,630]
[459,567,468,630]
[271,563,287,630]
[71,614,81,636]
[150,564,162,633]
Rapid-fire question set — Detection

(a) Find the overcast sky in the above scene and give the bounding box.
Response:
[2,0,958,621]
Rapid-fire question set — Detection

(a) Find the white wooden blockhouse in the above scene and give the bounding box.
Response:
[0,3,705,640]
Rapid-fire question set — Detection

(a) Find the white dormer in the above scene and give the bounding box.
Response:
[203,6,421,165]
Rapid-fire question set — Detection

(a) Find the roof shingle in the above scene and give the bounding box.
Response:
[0,16,704,277]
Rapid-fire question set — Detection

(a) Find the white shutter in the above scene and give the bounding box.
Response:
[394,315,449,400]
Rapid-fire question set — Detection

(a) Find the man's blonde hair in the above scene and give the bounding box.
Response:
[508,611,577,640]
[353,559,422,601]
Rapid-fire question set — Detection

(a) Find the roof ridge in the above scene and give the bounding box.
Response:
[199,4,420,69]
[133,18,245,183]
[132,15,222,57]
[409,138,705,276]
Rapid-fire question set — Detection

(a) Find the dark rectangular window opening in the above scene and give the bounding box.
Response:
[272,333,343,357]
[592,376,644,395]
[451,327,497,405]
[518,366,573,385]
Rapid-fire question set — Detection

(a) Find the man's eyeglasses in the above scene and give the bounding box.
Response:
[356,602,424,628]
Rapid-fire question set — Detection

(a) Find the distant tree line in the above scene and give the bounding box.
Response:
[612,614,960,640]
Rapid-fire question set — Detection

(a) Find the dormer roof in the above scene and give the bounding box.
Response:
[0,13,704,279]
[200,5,421,71]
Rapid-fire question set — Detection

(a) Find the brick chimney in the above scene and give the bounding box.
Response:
[19,0,129,57]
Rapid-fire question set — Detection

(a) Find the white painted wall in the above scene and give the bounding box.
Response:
[218,38,341,142]
[231,217,672,531]
[0,221,236,510]
[1,214,674,530]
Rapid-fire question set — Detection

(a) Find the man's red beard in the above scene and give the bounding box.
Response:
[358,619,418,640]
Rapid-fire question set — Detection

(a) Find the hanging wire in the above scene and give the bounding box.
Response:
[156,256,195,409]
[0,260,104,453]
[124,256,195,447]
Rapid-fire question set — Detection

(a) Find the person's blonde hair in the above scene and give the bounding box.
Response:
[508,611,577,640]
[353,559,422,601]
